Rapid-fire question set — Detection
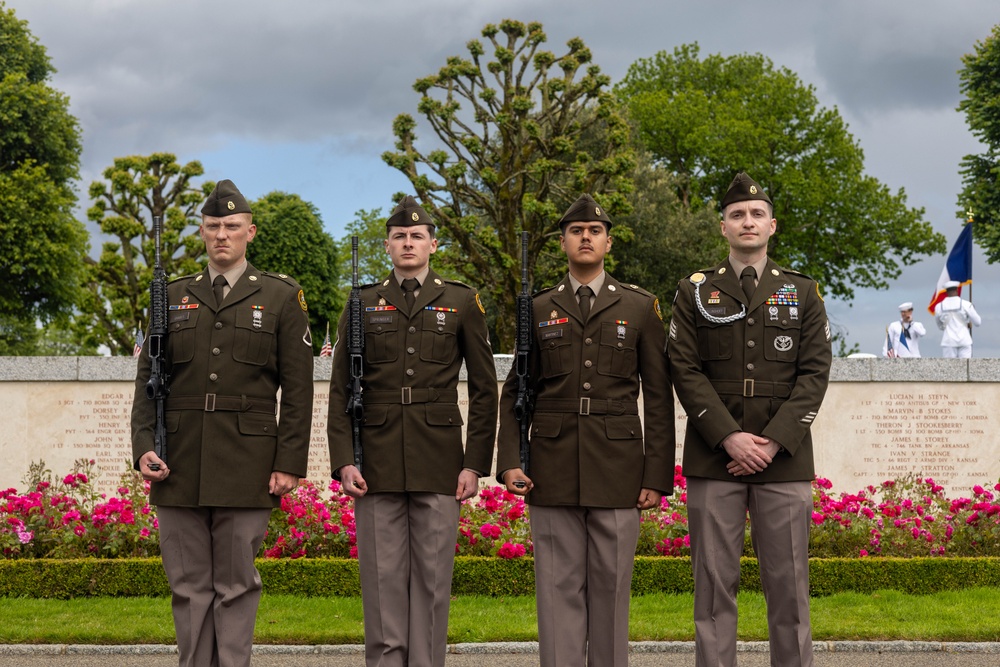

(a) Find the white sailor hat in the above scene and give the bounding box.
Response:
[943,280,961,290]
[898,302,913,311]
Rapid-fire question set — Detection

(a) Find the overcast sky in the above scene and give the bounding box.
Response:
[7,0,1000,355]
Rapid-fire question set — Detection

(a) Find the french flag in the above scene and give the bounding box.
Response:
[927,223,973,314]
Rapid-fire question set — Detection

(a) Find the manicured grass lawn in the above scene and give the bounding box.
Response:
[2,589,999,644]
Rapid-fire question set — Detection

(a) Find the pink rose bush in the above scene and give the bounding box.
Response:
[4,460,1000,560]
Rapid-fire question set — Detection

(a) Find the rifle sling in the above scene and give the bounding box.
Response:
[168,394,277,414]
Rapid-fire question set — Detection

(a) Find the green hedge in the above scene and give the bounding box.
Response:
[2,557,1000,598]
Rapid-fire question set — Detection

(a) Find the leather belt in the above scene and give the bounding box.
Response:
[168,394,277,414]
[533,398,639,416]
[364,387,459,405]
[710,379,793,399]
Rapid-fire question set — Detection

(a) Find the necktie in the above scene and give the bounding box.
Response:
[402,278,419,311]
[577,285,593,322]
[213,275,227,308]
[740,267,757,302]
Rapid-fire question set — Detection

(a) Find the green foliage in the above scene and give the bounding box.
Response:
[78,153,208,354]
[0,5,86,353]
[957,25,1000,260]
[611,151,724,317]
[246,191,342,353]
[383,19,636,350]
[341,208,394,286]
[4,556,1000,598]
[616,43,945,302]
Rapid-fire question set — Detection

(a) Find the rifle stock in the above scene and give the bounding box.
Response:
[346,236,365,473]
[513,231,533,475]
[145,215,170,470]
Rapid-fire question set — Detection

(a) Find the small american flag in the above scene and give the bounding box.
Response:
[319,323,333,357]
[133,329,145,357]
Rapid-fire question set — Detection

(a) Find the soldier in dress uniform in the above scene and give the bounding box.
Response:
[327,195,498,667]
[131,179,315,667]
[496,194,675,667]
[668,172,832,667]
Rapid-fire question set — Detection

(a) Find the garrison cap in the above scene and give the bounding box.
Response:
[386,195,434,228]
[558,193,613,229]
[720,171,772,210]
[201,179,251,216]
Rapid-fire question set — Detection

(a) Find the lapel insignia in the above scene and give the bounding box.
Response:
[195,274,204,282]
[551,310,558,319]
[608,285,616,291]
[558,284,566,292]
[181,296,189,304]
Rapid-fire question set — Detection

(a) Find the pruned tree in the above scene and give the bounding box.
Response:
[77,153,208,354]
[382,19,635,350]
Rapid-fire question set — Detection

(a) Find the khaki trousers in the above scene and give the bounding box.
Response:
[687,478,813,667]
[355,492,461,667]
[530,505,640,667]
[156,506,272,667]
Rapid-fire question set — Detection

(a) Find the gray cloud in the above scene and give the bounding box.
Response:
[6,0,999,354]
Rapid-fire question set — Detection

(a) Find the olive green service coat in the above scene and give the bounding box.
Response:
[327,270,498,493]
[496,274,675,507]
[131,264,315,508]
[668,258,832,482]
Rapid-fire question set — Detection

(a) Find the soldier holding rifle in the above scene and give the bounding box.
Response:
[131,179,314,667]
[327,195,498,667]
[496,194,674,667]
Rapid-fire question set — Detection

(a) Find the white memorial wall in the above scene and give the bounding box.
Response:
[2,356,998,498]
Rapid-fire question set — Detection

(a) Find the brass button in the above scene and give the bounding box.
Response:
[376,326,383,332]
[747,318,755,326]
[209,373,218,381]
[406,369,414,376]
[782,320,788,325]
[409,326,417,333]
[212,347,221,355]
[584,360,593,368]
[585,338,593,345]
[617,342,623,348]
[407,347,415,354]
[747,340,755,348]
[215,322,223,329]
[746,364,755,371]
[583,382,591,390]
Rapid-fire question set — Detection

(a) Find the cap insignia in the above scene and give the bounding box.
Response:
[411,212,419,222]
[750,186,758,195]
[227,201,235,211]
[594,206,602,216]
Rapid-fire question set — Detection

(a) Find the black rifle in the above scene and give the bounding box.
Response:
[144,215,170,471]
[512,231,533,478]
[346,236,365,473]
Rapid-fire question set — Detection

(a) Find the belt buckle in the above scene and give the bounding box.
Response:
[579,397,591,415]
[204,394,217,411]
[401,387,412,405]
[743,379,754,398]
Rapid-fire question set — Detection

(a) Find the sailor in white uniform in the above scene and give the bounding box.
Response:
[934,281,981,358]
[882,302,926,358]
